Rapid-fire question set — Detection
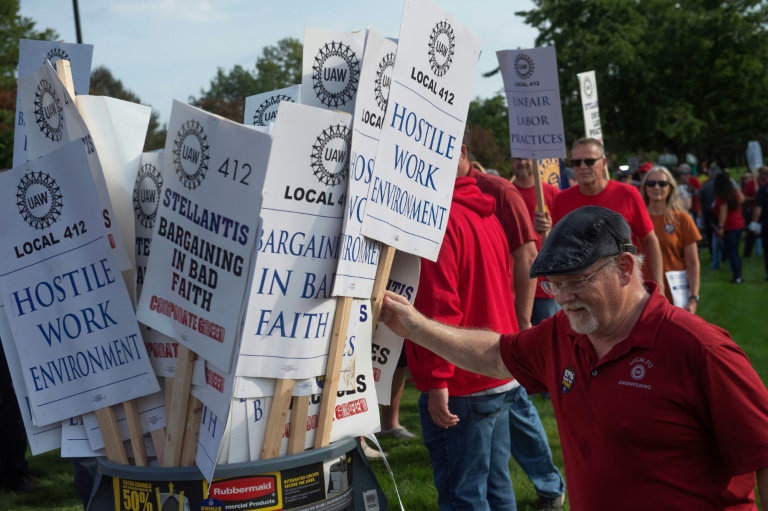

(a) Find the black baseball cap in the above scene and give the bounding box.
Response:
[530,206,637,278]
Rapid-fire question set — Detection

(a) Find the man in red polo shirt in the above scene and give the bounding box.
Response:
[381,206,768,511]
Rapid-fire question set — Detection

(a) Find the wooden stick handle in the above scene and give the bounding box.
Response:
[163,345,195,466]
[95,407,129,465]
[287,396,310,455]
[532,160,549,242]
[123,400,148,466]
[370,244,397,334]
[261,378,295,459]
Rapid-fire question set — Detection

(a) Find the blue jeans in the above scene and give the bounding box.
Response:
[419,391,516,511]
[711,234,723,270]
[723,229,743,280]
[507,386,565,499]
[531,298,561,326]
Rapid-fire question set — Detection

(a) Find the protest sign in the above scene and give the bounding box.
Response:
[665,270,690,308]
[237,101,351,380]
[228,398,250,464]
[301,28,364,114]
[577,70,603,142]
[332,27,395,298]
[136,101,271,372]
[497,47,566,160]
[360,0,482,261]
[14,39,93,167]
[371,252,419,405]
[538,158,564,188]
[17,62,132,271]
[0,305,62,454]
[245,85,300,127]
[195,404,228,482]
[61,416,103,457]
[77,95,153,302]
[0,140,160,426]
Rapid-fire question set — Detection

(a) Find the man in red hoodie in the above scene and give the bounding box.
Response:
[405,139,560,510]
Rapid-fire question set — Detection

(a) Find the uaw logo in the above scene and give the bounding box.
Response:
[375,52,396,112]
[33,79,64,142]
[311,41,361,108]
[428,21,455,77]
[310,123,351,187]
[16,170,63,230]
[514,53,535,80]
[560,366,576,394]
[45,47,70,70]
[172,119,210,190]
[664,223,675,234]
[133,162,163,229]
[630,357,653,380]
[253,94,294,127]
[582,76,594,99]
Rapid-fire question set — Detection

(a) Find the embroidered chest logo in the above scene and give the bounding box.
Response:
[664,223,675,234]
[560,366,576,394]
[619,357,653,390]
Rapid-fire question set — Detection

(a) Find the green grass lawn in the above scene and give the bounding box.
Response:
[4,245,767,510]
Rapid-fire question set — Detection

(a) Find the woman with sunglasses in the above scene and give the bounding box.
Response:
[641,166,702,312]
[713,172,746,283]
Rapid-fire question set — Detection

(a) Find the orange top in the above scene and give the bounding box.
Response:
[650,210,702,302]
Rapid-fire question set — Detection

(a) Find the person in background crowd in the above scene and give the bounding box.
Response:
[640,166,701,313]
[380,206,768,511]
[633,161,654,189]
[614,168,632,184]
[564,167,577,188]
[699,165,721,261]
[535,138,666,296]
[742,171,760,257]
[670,167,693,212]
[714,172,745,283]
[750,167,768,280]
[510,156,561,326]
[678,163,702,220]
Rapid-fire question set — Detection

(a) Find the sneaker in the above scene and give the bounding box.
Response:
[361,440,386,459]
[378,426,417,440]
[537,493,565,510]
[733,277,743,284]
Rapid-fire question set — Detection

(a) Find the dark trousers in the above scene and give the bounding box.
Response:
[723,229,743,280]
[0,345,30,483]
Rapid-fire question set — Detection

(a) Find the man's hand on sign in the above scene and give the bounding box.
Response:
[380,291,422,339]
[428,388,459,429]
[534,209,552,233]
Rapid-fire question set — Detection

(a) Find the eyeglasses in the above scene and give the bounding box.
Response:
[540,257,616,296]
[570,158,600,167]
[645,180,670,188]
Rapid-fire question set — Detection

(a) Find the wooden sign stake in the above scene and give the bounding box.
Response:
[532,160,549,242]
[261,378,295,459]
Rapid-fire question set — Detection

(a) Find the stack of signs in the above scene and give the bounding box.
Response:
[244,85,301,129]
[13,39,93,167]
[0,140,160,427]
[497,47,566,160]
[361,0,482,262]
[577,70,602,142]
[301,28,364,114]
[17,61,132,271]
[332,27,395,299]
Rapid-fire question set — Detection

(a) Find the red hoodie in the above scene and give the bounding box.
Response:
[406,176,517,395]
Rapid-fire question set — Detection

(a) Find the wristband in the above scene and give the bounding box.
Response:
[688,294,700,302]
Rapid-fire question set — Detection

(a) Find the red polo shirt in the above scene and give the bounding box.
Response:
[499,283,768,510]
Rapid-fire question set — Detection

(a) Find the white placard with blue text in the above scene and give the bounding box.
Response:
[0,141,159,426]
[237,101,351,380]
[14,39,93,167]
[18,62,132,271]
[332,27,395,298]
[497,47,566,160]
[244,85,300,127]
[577,70,603,142]
[360,0,481,261]
[301,28,365,114]
[136,101,271,372]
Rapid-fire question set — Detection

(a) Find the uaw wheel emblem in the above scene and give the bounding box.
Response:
[514,53,535,80]
[311,41,361,108]
[16,171,63,230]
[172,119,210,190]
[375,52,396,112]
[428,21,455,77]
[133,162,163,229]
[582,77,594,98]
[311,123,351,187]
[630,364,646,380]
[45,48,70,70]
[34,79,64,142]
[253,94,293,126]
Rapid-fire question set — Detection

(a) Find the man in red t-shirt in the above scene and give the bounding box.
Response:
[510,156,560,325]
[382,206,768,511]
[535,138,665,296]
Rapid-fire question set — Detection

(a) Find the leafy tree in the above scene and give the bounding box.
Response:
[467,95,511,176]
[514,0,768,165]
[89,66,166,151]
[192,37,302,122]
[0,0,58,168]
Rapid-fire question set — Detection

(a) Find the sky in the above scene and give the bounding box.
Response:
[19,0,538,125]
